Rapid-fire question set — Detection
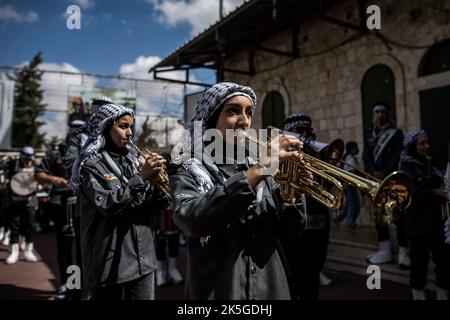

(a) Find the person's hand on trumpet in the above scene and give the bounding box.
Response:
[261,133,303,169]
[138,152,167,183]
[246,133,303,188]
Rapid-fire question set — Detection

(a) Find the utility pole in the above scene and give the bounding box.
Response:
[219,0,223,19]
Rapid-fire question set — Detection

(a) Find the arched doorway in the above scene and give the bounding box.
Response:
[361,64,397,138]
[418,38,450,170]
[262,91,285,129]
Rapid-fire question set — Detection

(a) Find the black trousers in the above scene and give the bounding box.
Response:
[51,202,74,284]
[50,198,85,299]
[8,201,36,244]
[0,191,6,228]
[284,225,330,300]
[409,234,450,290]
[90,272,155,300]
[72,216,89,299]
[155,231,179,260]
[376,215,408,247]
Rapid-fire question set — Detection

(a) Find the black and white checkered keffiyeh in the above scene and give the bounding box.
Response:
[403,129,427,150]
[92,95,113,105]
[283,112,312,132]
[174,82,257,195]
[399,129,429,169]
[188,82,256,139]
[70,103,135,189]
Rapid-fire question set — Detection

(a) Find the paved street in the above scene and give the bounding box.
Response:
[0,230,419,300]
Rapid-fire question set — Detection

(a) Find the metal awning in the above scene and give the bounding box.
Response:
[149,0,364,87]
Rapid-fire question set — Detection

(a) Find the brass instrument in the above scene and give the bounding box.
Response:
[128,141,172,199]
[267,126,344,165]
[237,129,412,225]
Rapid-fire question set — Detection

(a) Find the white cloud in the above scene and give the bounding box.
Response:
[0,4,39,24]
[118,55,206,146]
[148,0,245,36]
[70,0,95,9]
[119,56,187,119]
[119,56,162,78]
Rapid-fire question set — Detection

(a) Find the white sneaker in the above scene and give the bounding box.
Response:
[19,237,26,251]
[0,227,4,241]
[156,259,167,287]
[23,243,38,262]
[436,287,448,300]
[319,272,333,286]
[398,246,411,269]
[55,284,68,300]
[2,229,10,246]
[412,288,426,300]
[5,243,19,265]
[367,240,393,264]
[168,257,184,284]
[179,234,187,246]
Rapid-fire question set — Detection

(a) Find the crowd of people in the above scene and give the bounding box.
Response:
[0,83,449,301]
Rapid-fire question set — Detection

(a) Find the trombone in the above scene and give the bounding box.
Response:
[237,129,412,225]
[128,141,172,199]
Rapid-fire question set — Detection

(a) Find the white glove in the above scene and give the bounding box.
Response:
[445,217,450,244]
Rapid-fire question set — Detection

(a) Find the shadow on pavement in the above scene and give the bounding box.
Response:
[0,284,54,300]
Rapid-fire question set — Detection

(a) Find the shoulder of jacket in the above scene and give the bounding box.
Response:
[83,153,104,168]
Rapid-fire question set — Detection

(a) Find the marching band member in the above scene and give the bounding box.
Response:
[168,82,306,300]
[399,130,449,300]
[154,151,184,287]
[363,103,409,267]
[0,157,10,244]
[154,206,184,287]
[335,141,361,229]
[70,103,169,300]
[3,146,39,264]
[280,112,332,300]
[34,120,86,299]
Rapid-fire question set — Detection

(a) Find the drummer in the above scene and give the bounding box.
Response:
[2,146,39,264]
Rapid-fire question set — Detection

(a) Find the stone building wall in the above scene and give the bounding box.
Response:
[223,0,450,226]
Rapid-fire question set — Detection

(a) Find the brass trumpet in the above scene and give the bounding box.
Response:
[267,125,344,165]
[237,129,412,225]
[128,141,172,199]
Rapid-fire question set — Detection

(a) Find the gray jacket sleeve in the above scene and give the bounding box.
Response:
[169,166,256,237]
[80,163,156,217]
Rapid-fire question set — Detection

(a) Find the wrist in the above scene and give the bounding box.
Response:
[254,163,278,177]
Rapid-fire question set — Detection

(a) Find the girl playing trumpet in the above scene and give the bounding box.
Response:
[169,82,306,300]
[71,103,169,300]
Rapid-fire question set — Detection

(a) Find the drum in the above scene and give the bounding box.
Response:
[161,208,178,234]
[10,169,38,196]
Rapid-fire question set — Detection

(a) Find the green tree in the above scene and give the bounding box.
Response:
[9,52,47,148]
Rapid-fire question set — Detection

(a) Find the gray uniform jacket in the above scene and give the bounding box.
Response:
[77,150,169,288]
[169,161,305,300]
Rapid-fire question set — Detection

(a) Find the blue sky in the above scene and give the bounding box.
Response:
[0,0,245,140]
[0,0,193,75]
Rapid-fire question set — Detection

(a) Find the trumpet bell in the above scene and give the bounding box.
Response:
[321,139,344,165]
[373,171,412,225]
